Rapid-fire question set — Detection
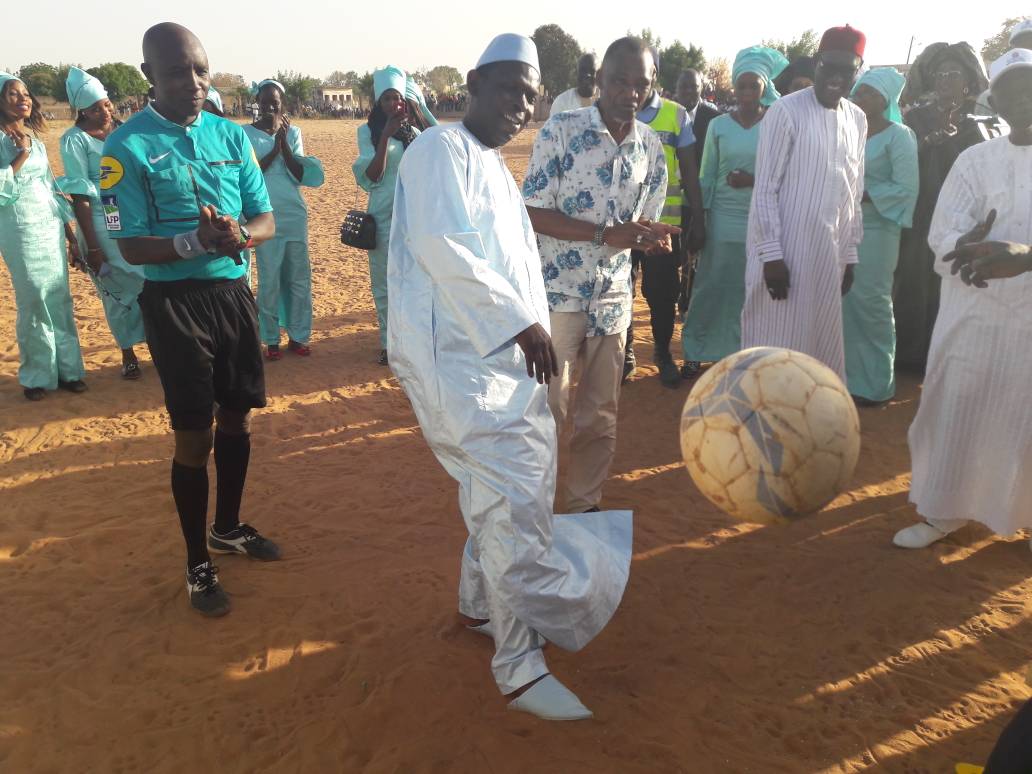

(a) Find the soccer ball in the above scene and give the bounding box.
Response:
[680,347,861,524]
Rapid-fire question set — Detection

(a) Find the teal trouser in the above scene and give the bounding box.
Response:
[90,211,145,349]
[255,237,312,345]
[368,237,389,350]
[843,208,901,402]
[1,217,85,389]
[682,212,747,363]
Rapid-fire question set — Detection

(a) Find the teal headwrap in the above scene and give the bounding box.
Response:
[373,66,406,101]
[205,87,224,114]
[732,46,790,107]
[852,67,906,124]
[404,76,438,126]
[251,79,286,97]
[66,66,108,111]
[0,72,20,93]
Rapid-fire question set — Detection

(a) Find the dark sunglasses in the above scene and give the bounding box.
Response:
[817,59,862,78]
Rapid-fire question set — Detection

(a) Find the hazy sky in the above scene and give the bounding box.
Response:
[4,0,1026,84]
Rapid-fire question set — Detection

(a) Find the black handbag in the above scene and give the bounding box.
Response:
[340,176,377,249]
[340,208,376,250]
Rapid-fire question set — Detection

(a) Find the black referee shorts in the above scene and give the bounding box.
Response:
[139,276,266,431]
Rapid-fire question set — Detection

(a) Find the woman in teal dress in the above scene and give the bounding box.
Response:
[0,72,87,400]
[243,79,324,360]
[59,67,146,379]
[844,68,919,404]
[352,65,419,366]
[681,47,787,375]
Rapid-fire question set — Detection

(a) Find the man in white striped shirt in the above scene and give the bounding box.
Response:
[741,26,868,381]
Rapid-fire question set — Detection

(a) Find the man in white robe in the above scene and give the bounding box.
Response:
[387,33,632,720]
[741,26,867,381]
[894,50,1032,549]
[548,53,598,118]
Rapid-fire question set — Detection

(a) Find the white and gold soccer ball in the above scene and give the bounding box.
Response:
[680,347,861,525]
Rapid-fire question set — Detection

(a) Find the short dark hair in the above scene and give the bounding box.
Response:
[601,36,653,73]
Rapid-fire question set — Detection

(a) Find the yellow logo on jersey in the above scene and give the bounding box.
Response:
[99,156,124,190]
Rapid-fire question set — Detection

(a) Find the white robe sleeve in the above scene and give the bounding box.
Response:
[928,153,980,280]
[844,137,865,265]
[396,134,539,358]
[750,101,795,263]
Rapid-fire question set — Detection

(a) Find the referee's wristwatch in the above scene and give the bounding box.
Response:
[239,224,254,250]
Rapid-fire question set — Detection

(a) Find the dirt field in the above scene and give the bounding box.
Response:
[0,118,1029,773]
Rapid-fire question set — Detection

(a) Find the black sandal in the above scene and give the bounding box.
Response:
[23,387,45,401]
[57,379,88,394]
[121,362,142,380]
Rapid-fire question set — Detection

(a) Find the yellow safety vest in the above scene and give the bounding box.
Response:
[643,98,686,226]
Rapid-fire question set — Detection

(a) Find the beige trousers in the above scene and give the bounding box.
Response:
[547,311,626,513]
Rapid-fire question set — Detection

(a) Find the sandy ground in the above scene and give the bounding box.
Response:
[1,118,1030,773]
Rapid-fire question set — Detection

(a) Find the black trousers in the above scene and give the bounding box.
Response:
[625,240,682,360]
[985,698,1032,773]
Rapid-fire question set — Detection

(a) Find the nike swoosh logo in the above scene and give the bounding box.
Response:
[148,151,171,164]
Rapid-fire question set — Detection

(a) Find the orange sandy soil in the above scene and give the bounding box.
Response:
[1,119,1030,773]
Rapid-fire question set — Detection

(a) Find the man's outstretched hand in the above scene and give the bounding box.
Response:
[515,323,559,384]
[943,240,1032,287]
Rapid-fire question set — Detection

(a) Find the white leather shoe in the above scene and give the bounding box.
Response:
[893,522,950,549]
[507,675,593,721]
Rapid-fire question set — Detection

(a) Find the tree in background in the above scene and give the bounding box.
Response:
[983,17,1030,63]
[532,24,583,96]
[324,70,360,88]
[18,63,58,97]
[426,65,464,95]
[275,70,320,111]
[706,57,733,103]
[357,72,375,110]
[211,73,246,90]
[658,41,706,94]
[86,63,149,102]
[761,30,819,62]
[630,28,661,49]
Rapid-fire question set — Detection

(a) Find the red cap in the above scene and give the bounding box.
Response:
[818,25,866,58]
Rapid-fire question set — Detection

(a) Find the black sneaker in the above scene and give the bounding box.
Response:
[657,357,681,389]
[23,387,46,401]
[57,379,88,393]
[186,561,230,617]
[622,355,636,384]
[208,523,282,561]
[680,361,702,380]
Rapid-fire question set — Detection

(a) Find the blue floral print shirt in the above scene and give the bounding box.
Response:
[523,106,667,336]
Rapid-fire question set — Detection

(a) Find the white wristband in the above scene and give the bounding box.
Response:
[172,229,207,259]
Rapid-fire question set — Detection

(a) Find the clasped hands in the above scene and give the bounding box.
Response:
[605,219,681,255]
[197,205,249,260]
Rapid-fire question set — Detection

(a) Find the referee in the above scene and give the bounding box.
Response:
[102,22,280,616]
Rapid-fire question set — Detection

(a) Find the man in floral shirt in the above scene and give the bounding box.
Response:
[524,35,676,513]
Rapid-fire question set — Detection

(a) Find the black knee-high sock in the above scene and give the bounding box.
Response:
[213,431,251,534]
[172,461,209,569]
